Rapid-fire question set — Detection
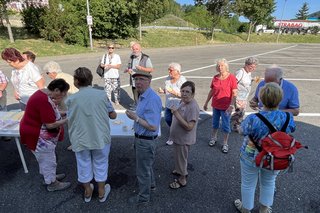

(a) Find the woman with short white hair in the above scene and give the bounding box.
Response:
[43,61,78,95]
[158,62,186,145]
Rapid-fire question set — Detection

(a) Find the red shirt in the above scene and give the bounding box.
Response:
[20,90,63,151]
[210,73,237,110]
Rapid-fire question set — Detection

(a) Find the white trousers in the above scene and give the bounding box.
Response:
[75,143,111,183]
[32,149,57,185]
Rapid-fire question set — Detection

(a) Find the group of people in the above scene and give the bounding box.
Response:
[0,45,300,211]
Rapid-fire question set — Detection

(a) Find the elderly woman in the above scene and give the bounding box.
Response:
[169,81,199,189]
[158,62,186,145]
[203,58,237,153]
[231,57,259,132]
[20,79,70,192]
[100,43,122,105]
[234,82,296,213]
[43,61,78,95]
[66,67,117,203]
[43,61,79,150]
[1,48,45,110]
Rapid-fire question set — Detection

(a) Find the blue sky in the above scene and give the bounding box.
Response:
[175,0,320,20]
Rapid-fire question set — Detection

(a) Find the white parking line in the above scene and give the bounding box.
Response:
[200,111,320,117]
[183,76,320,81]
[121,45,298,88]
[229,63,320,68]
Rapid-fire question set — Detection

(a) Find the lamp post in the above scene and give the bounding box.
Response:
[276,0,287,43]
[86,0,93,50]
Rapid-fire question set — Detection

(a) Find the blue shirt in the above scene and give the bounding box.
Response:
[254,79,299,110]
[240,110,296,159]
[134,87,162,137]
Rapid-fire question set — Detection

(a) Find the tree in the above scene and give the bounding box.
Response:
[21,3,46,36]
[183,5,211,29]
[233,0,275,41]
[296,2,309,20]
[0,0,14,43]
[205,0,232,40]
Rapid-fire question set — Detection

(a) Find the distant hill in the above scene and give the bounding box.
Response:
[144,14,197,28]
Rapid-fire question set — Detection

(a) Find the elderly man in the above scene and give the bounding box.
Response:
[249,65,299,116]
[43,61,78,95]
[124,43,154,109]
[125,70,162,205]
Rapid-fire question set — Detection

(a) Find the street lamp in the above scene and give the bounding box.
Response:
[86,0,93,50]
[276,0,287,43]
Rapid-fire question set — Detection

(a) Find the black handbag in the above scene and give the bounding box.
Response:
[96,54,107,77]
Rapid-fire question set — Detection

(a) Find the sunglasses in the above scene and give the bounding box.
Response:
[108,47,115,49]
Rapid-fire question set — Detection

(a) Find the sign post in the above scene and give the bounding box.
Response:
[86,0,93,50]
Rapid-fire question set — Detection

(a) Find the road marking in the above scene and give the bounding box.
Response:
[230,63,320,68]
[108,110,320,117]
[121,45,298,88]
[183,76,320,81]
[200,111,320,117]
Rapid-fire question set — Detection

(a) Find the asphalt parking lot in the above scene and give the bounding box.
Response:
[0,43,319,212]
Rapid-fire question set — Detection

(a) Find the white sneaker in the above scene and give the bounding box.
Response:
[166,140,173,145]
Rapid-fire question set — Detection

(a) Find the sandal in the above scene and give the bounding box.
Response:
[99,184,111,203]
[172,170,179,176]
[84,183,94,203]
[209,138,217,146]
[221,144,229,153]
[169,179,187,189]
[234,199,251,213]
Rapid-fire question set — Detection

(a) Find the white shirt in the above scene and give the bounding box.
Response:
[101,53,121,78]
[165,75,187,108]
[235,68,252,101]
[11,61,42,104]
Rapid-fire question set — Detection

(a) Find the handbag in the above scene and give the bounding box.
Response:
[96,54,107,77]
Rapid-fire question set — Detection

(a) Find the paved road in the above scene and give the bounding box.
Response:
[0,44,319,212]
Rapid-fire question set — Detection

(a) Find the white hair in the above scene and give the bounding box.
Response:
[265,64,283,82]
[43,61,62,73]
[216,58,229,71]
[168,62,181,73]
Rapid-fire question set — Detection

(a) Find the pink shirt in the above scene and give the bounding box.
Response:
[210,73,237,110]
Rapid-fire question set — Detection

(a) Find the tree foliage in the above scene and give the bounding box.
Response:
[183,5,211,29]
[296,2,309,20]
[204,0,232,40]
[21,4,46,35]
[233,0,275,41]
[218,15,241,33]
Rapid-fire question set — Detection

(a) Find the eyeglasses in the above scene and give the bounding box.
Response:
[108,47,115,49]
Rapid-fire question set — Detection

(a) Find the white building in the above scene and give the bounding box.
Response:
[8,0,49,11]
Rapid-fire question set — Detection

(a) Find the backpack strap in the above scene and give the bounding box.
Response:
[250,112,290,152]
[237,68,245,84]
[280,112,290,132]
[255,113,277,133]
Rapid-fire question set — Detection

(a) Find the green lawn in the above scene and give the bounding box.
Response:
[1,27,319,57]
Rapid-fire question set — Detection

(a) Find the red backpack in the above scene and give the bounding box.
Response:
[250,112,306,171]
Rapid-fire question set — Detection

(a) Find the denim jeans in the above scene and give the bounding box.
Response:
[164,107,173,127]
[240,153,279,210]
[135,137,157,202]
[212,108,231,133]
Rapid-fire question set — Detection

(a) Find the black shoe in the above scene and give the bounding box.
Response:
[128,195,149,206]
